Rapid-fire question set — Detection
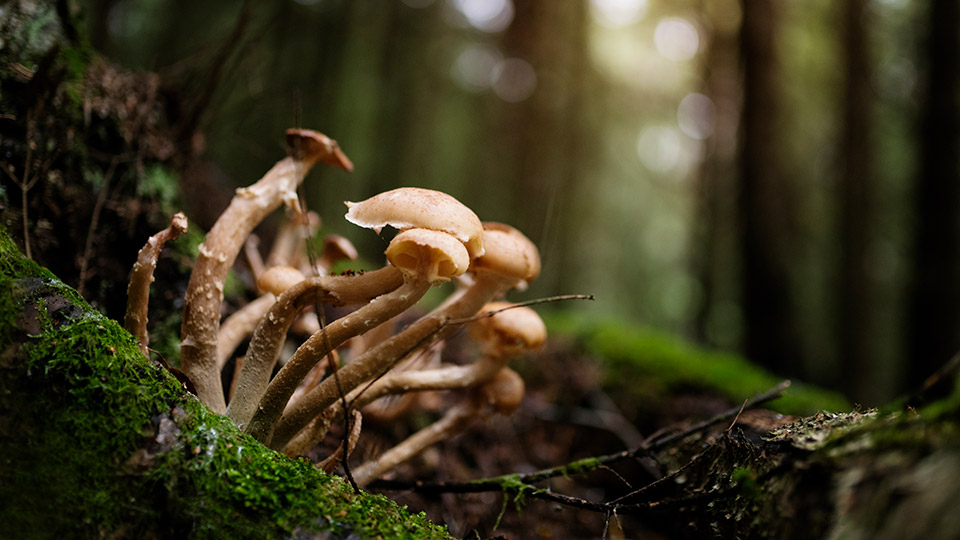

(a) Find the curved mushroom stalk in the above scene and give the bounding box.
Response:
[350,367,525,487]
[319,302,544,437]
[216,293,276,370]
[266,211,321,271]
[180,129,351,413]
[125,212,188,357]
[244,227,473,442]
[226,266,405,425]
[268,224,542,451]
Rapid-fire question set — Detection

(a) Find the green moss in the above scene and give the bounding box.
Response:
[546,312,850,415]
[562,456,603,477]
[0,227,450,540]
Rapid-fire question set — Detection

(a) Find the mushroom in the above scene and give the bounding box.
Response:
[266,211,321,270]
[350,367,525,487]
[269,222,540,451]
[180,129,351,413]
[345,187,484,260]
[216,294,276,371]
[125,212,188,356]
[347,302,545,410]
[242,224,476,439]
[317,234,358,274]
[226,265,406,426]
[257,265,306,296]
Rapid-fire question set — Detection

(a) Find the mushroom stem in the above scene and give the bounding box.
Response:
[269,272,505,450]
[351,403,474,487]
[244,277,433,441]
[180,129,350,413]
[124,212,188,357]
[351,367,524,487]
[226,266,405,425]
[351,360,501,410]
[217,293,276,370]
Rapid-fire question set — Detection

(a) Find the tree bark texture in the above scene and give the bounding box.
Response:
[838,0,878,404]
[907,0,960,388]
[738,0,803,377]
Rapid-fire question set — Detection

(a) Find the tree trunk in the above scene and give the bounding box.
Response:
[907,0,960,388]
[838,0,878,403]
[738,0,802,376]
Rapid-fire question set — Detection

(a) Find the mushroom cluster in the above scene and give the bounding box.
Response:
[127,128,547,486]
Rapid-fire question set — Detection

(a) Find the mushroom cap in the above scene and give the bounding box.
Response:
[385,228,471,284]
[285,128,354,172]
[322,234,359,262]
[470,223,541,287]
[479,367,525,415]
[345,188,484,259]
[470,301,547,355]
[257,265,305,296]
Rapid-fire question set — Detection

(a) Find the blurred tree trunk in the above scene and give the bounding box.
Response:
[907,0,960,388]
[738,0,802,376]
[497,0,591,297]
[838,0,877,403]
[692,3,741,348]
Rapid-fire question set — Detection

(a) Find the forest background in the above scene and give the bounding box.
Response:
[17,0,960,408]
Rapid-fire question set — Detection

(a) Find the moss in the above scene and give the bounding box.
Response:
[546,312,850,415]
[0,227,450,540]
[561,456,603,477]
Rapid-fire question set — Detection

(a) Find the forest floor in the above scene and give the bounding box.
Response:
[325,331,790,540]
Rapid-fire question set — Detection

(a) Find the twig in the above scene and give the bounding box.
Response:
[77,157,119,295]
[444,294,595,326]
[370,380,791,495]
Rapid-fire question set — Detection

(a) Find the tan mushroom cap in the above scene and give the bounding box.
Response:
[323,234,358,263]
[479,367,525,415]
[345,188,484,259]
[470,301,547,355]
[285,128,354,172]
[385,228,471,284]
[257,265,305,296]
[470,223,541,286]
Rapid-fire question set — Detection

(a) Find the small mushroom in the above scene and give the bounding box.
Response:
[125,212,188,356]
[345,187,484,259]
[348,302,545,411]
[180,129,351,413]
[350,367,525,487]
[226,265,405,426]
[317,234,358,274]
[244,224,476,441]
[269,223,541,450]
[266,211,321,270]
[257,265,306,296]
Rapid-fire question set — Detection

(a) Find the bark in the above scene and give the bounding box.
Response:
[838,0,878,403]
[738,0,802,376]
[907,0,960,388]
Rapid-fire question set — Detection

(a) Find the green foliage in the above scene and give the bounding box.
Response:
[0,227,450,540]
[137,165,181,214]
[547,312,850,416]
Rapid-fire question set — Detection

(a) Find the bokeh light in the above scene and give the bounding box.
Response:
[654,17,700,61]
[450,0,514,33]
[589,0,649,28]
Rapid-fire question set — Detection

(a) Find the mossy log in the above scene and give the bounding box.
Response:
[0,230,451,540]
[623,407,960,539]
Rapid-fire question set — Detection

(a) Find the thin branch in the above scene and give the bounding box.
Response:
[370,380,791,495]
